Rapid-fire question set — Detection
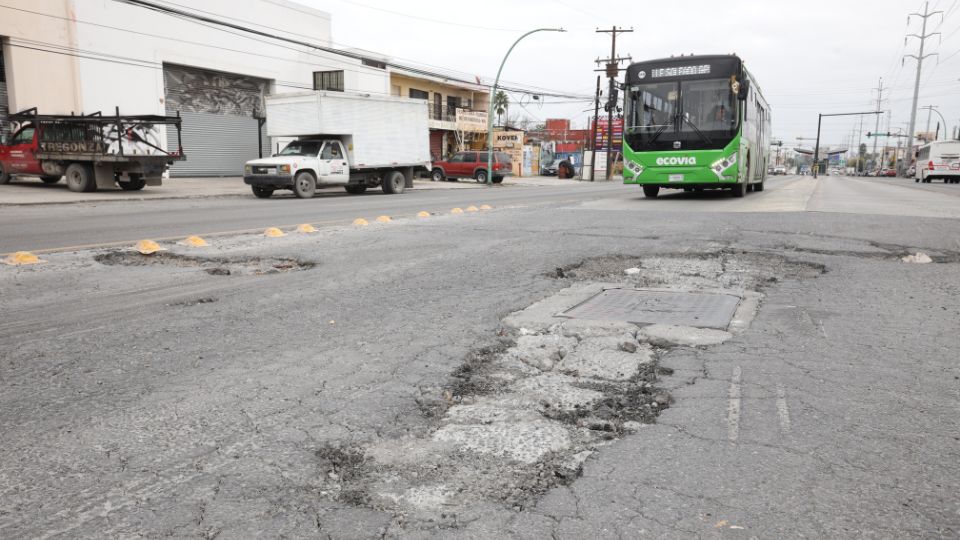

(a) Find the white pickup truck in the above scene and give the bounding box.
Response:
[243,91,431,198]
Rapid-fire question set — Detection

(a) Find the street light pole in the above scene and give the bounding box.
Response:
[812,111,883,178]
[486,28,565,186]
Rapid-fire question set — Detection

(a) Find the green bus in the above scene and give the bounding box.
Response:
[622,54,770,198]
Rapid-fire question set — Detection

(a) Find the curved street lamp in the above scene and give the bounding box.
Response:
[485,28,565,186]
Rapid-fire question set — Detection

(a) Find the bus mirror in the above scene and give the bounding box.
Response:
[737,80,750,101]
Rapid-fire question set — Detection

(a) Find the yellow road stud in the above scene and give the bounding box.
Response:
[480,204,493,210]
[264,227,286,238]
[451,207,464,214]
[182,235,208,247]
[4,251,42,265]
[376,215,392,223]
[353,218,369,226]
[466,205,479,212]
[417,211,431,218]
[297,223,318,233]
[135,239,165,255]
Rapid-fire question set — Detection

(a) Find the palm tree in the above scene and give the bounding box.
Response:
[492,91,509,127]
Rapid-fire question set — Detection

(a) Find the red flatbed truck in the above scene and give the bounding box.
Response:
[0,107,185,192]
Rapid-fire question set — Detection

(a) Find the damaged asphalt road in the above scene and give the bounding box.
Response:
[1,186,960,538]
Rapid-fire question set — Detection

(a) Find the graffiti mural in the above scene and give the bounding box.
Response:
[162,64,268,118]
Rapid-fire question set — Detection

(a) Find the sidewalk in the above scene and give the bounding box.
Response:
[0,175,608,205]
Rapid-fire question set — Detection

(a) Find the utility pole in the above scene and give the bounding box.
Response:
[589,75,601,181]
[903,2,943,174]
[871,78,885,171]
[595,26,632,181]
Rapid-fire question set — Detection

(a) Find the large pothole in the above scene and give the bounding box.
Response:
[309,250,826,531]
[94,251,315,276]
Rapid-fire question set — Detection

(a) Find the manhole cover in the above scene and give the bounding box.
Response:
[560,289,741,330]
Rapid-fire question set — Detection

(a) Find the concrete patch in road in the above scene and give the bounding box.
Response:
[94,251,315,276]
[637,323,733,347]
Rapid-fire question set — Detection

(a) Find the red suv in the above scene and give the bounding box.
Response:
[431,151,512,183]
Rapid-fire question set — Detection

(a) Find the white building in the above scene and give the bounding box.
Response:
[0,0,390,176]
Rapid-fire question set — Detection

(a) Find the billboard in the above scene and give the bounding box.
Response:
[592,118,623,148]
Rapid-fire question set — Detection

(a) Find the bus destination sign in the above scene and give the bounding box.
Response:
[626,55,741,85]
[650,65,711,79]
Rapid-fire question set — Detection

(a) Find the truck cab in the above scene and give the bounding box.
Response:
[244,139,350,196]
[0,124,46,183]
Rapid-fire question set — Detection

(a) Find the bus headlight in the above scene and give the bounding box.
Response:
[711,152,737,179]
[625,160,644,175]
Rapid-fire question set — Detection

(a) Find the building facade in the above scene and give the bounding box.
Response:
[0,0,389,176]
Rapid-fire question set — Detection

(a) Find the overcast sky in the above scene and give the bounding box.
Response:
[299,0,960,148]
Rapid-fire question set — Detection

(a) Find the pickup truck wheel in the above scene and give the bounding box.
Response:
[381,170,405,194]
[292,171,316,198]
[251,185,274,198]
[492,176,504,184]
[431,168,445,182]
[475,169,488,183]
[0,163,11,184]
[345,185,367,194]
[40,175,62,184]
[120,175,146,191]
[65,163,96,193]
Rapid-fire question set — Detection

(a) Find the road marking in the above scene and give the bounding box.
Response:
[727,365,742,442]
[776,384,792,434]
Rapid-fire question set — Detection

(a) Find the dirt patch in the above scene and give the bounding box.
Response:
[94,251,315,276]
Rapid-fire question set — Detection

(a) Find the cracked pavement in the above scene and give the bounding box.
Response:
[1,176,959,537]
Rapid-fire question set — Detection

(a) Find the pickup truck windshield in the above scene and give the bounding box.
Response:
[279,141,322,157]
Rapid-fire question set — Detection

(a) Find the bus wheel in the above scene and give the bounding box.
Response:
[732,181,747,198]
[642,185,659,198]
[754,180,764,192]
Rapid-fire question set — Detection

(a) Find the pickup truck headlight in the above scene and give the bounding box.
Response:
[711,152,738,179]
[279,164,292,174]
[244,165,252,174]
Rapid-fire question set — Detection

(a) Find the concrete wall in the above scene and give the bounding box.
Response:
[0,0,389,118]
[0,0,82,114]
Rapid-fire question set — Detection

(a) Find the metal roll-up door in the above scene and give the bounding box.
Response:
[429,130,443,160]
[163,64,270,177]
[0,41,10,142]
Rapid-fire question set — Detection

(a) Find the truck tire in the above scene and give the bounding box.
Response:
[120,174,146,191]
[431,168,445,182]
[251,185,274,198]
[0,163,12,184]
[642,185,660,198]
[345,185,367,194]
[40,175,62,184]
[381,170,405,194]
[65,163,96,193]
[292,171,316,198]
[474,169,488,183]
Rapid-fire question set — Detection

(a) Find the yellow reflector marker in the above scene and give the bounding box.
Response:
[182,235,208,247]
[417,211,430,218]
[135,239,165,255]
[376,215,392,223]
[353,218,369,226]
[3,251,42,265]
[480,204,493,210]
[297,223,318,233]
[451,207,464,214]
[466,205,479,212]
[264,227,286,238]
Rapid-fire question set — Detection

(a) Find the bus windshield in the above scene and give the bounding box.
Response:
[625,78,738,151]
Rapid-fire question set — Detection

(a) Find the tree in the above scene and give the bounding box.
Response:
[493,91,509,126]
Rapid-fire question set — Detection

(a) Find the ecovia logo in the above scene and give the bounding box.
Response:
[655,156,697,166]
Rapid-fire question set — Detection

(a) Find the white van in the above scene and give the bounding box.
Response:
[915,141,960,184]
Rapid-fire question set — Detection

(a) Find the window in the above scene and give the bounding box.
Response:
[409,88,429,100]
[12,127,35,145]
[447,96,462,110]
[279,140,322,156]
[320,142,343,160]
[313,70,344,92]
[362,58,386,70]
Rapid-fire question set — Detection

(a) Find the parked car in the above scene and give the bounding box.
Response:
[878,168,896,177]
[542,159,561,176]
[431,151,512,183]
[772,165,786,175]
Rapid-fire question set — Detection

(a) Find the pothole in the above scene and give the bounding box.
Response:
[94,252,315,276]
[307,250,826,531]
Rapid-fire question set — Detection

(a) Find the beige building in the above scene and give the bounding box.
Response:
[389,69,489,159]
